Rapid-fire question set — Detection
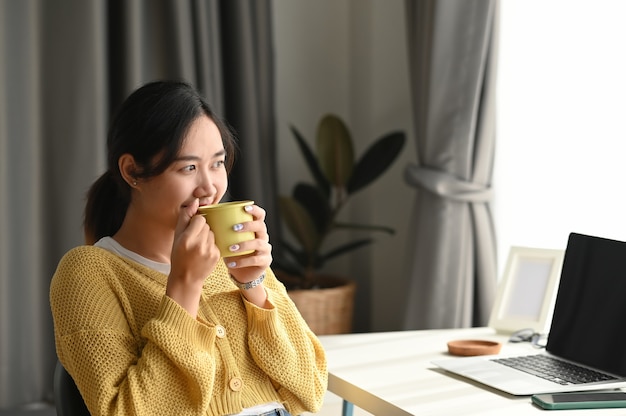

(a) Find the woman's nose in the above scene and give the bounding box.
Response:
[195,169,215,197]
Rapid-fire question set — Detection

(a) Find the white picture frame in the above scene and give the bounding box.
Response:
[488,246,565,334]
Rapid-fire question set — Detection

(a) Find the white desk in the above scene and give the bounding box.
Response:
[319,327,626,415]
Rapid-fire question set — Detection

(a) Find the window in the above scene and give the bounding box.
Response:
[494,0,626,275]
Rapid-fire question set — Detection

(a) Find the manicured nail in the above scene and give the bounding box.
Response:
[233,223,243,231]
[227,261,237,268]
[229,244,240,252]
[244,205,253,212]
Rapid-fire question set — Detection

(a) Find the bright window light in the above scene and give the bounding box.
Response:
[494,0,626,276]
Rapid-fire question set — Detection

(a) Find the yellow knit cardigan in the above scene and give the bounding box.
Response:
[50,245,327,416]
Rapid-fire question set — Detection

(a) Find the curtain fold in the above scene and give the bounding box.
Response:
[403,0,499,329]
[0,0,276,408]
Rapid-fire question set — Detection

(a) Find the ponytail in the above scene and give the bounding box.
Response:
[83,171,130,245]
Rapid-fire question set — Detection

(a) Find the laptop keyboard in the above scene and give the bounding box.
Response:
[491,354,618,385]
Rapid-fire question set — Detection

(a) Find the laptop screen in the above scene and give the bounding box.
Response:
[546,232,626,376]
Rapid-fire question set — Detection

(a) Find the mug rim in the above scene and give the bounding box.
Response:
[197,200,254,212]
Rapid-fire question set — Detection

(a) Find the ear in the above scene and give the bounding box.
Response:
[118,154,139,188]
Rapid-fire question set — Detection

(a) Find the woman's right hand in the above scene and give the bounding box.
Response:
[166,199,220,317]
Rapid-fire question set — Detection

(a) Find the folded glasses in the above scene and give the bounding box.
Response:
[508,328,548,348]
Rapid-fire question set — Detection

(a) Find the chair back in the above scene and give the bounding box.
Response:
[53,361,91,416]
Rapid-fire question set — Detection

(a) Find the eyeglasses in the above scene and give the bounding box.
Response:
[508,328,548,348]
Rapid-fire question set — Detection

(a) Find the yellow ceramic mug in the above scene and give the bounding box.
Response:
[197,200,255,257]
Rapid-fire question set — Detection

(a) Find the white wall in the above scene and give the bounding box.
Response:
[495,0,626,275]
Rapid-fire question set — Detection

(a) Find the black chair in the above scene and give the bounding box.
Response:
[53,361,91,416]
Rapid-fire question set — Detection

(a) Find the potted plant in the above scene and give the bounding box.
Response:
[275,113,406,334]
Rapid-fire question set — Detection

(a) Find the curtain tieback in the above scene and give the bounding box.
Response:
[404,164,492,202]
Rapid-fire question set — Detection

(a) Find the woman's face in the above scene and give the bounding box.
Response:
[135,115,228,229]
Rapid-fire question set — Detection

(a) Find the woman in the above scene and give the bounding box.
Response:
[50,80,327,416]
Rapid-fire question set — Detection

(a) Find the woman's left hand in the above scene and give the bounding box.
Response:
[225,204,272,302]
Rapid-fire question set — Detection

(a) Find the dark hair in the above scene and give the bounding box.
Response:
[84,80,237,244]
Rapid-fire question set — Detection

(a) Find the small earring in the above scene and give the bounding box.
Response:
[132,181,137,186]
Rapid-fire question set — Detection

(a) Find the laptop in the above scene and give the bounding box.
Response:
[433,232,626,396]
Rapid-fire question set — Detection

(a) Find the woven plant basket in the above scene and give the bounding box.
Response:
[284,274,356,335]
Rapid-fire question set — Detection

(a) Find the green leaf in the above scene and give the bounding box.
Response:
[273,240,307,275]
[321,239,373,263]
[316,114,354,189]
[334,221,395,235]
[347,131,406,195]
[278,196,320,256]
[293,183,332,232]
[289,125,330,198]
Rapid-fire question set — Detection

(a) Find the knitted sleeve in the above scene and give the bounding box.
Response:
[50,246,219,416]
[242,269,328,414]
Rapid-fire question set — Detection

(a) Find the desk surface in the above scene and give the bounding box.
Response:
[319,327,625,415]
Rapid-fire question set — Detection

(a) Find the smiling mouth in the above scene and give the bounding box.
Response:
[196,199,216,208]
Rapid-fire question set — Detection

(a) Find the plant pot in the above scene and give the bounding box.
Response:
[279,273,356,335]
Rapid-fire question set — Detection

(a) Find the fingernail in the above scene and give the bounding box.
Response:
[233,223,243,231]
[244,205,253,212]
[229,244,240,252]
[227,261,236,268]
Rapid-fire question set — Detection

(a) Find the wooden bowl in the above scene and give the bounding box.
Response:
[447,339,502,356]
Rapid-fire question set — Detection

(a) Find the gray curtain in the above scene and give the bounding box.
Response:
[403,0,499,329]
[0,0,275,409]
[220,1,279,238]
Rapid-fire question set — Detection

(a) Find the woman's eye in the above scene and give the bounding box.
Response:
[182,165,196,172]
[213,160,225,168]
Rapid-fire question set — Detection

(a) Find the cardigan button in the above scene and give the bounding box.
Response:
[229,377,243,391]
[215,325,226,338]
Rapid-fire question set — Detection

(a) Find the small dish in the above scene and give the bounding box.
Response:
[447,339,502,356]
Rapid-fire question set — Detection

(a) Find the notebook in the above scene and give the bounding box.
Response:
[432,232,626,396]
